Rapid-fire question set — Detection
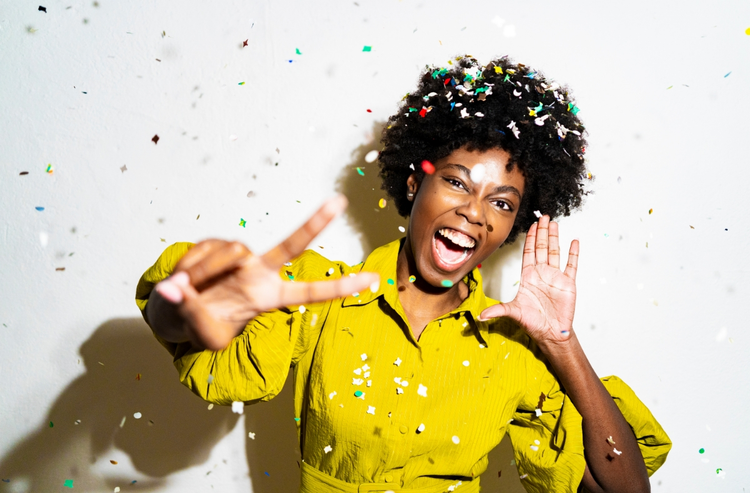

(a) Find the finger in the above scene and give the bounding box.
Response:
[175,239,228,272]
[535,215,549,265]
[548,221,560,269]
[183,241,252,289]
[154,271,189,304]
[479,302,509,321]
[522,222,538,269]
[277,272,380,307]
[564,239,580,281]
[261,195,348,270]
[176,279,234,351]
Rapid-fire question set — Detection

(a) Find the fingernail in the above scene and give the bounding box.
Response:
[369,278,380,294]
[326,194,348,214]
[170,271,190,287]
[156,281,183,304]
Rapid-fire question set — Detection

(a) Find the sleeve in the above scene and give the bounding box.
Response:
[134,242,336,406]
[507,352,672,492]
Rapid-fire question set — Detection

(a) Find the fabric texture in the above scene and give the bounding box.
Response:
[135,239,671,492]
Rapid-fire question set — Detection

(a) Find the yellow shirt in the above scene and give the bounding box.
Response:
[135,239,671,493]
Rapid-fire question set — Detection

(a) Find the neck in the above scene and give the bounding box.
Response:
[396,238,469,326]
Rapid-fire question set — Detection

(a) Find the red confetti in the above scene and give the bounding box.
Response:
[421,160,435,174]
[135,373,142,381]
[419,107,427,118]
[242,39,248,47]
[444,77,451,86]
[366,109,372,113]
[151,134,159,144]
[477,264,482,269]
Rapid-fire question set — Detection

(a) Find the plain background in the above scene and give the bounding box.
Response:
[1,0,749,491]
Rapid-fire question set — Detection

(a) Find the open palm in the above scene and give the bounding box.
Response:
[480,216,579,344]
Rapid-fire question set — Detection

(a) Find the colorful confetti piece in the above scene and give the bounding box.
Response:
[441,280,453,288]
[408,275,416,283]
[63,479,73,488]
[362,45,372,52]
[356,167,365,176]
[378,198,386,208]
[421,160,435,174]
[239,218,246,227]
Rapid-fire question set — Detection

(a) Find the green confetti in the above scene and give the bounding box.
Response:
[239,218,246,228]
[287,274,295,281]
[567,102,580,115]
[354,390,363,397]
[387,279,395,286]
[63,479,74,488]
[49,421,54,428]
[441,280,454,288]
[716,468,722,474]
[356,167,364,176]
[295,48,302,55]
[238,81,245,85]
[294,417,300,422]
[699,448,705,454]
[362,45,372,52]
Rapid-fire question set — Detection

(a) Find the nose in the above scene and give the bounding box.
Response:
[455,195,484,226]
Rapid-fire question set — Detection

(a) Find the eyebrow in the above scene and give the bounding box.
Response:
[443,163,523,200]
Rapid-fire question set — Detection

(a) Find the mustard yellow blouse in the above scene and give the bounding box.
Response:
[135,239,671,493]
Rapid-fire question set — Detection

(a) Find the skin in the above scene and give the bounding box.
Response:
[147,146,650,493]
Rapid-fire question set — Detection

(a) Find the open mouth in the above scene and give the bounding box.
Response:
[432,228,476,271]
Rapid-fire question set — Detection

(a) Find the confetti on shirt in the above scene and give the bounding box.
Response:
[417,423,425,433]
[329,391,337,399]
[367,406,376,415]
[239,218,246,227]
[417,384,428,397]
[452,436,460,444]
[399,226,406,233]
[394,357,402,366]
[361,353,368,361]
[324,445,332,453]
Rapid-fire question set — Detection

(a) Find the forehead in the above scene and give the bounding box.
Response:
[435,147,525,190]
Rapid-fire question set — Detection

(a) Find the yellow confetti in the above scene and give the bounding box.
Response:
[378,198,386,208]
[494,66,503,74]
[110,460,118,465]
[746,27,750,35]
[46,164,54,174]
[648,208,653,214]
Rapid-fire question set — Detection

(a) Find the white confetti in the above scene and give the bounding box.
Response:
[367,380,372,387]
[535,408,542,417]
[417,384,428,397]
[364,150,379,163]
[327,267,334,275]
[398,226,405,233]
[207,374,214,384]
[285,262,293,267]
[356,392,366,400]
[324,445,332,453]
[452,436,460,444]
[460,107,470,119]
[362,364,370,371]
[410,163,415,170]
[353,378,364,385]
[394,377,402,384]
[519,474,528,479]
[533,210,542,218]
[133,412,142,419]
[299,305,306,314]
[119,416,126,428]
[364,371,370,378]
[248,432,255,439]
[367,406,376,415]
[232,401,244,414]
[400,380,409,387]
[475,112,485,117]
[114,488,120,493]
[470,164,486,183]
[361,353,368,361]
[417,423,425,433]
[462,360,470,367]
[207,403,214,410]
[396,387,404,394]
[530,445,539,451]
[329,391,337,399]
[507,120,520,139]
[353,368,362,375]
[394,357,402,366]
[613,448,622,455]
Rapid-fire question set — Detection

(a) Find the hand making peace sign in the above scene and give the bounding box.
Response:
[480,215,579,346]
[153,195,380,351]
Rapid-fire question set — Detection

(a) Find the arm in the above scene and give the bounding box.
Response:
[481,217,650,493]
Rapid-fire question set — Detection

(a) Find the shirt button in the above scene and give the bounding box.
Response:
[385,474,394,482]
[399,425,408,434]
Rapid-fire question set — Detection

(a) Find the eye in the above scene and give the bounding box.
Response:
[443,177,467,190]
[492,199,513,212]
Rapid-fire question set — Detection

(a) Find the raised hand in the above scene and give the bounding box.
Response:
[479,216,579,345]
[152,195,380,350]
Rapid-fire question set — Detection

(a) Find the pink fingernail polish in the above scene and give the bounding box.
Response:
[170,271,190,286]
[156,281,183,303]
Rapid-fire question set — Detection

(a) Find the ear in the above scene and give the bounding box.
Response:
[406,173,421,200]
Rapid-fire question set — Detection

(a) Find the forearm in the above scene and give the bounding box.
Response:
[539,333,650,493]
[145,288,191,343]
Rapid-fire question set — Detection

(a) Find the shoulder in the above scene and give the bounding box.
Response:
[281,249,356,282]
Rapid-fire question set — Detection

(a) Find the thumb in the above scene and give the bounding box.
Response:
[478,302,510,321]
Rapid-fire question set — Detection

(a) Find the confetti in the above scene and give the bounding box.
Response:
[120,165,127,173]
[470,164,486,183]
[378,198,387,208]
[441,280,453,288]
[329,391,337,399]
[39,6,47,12]
[46,164,54,174]
[452,436,460,444]
[361,353,368,361]
[533,210,542,218]
[699,448,705,454]
[354,390,364,398]
[242,39,248,47]
[724,72,731,78]
[462,360,470,367]
[362,45,372,52]
[49,421,54,428]
[19,171,29,175]
[364,150,379,163]
[608,436,616,445]
[35,207,45,211]
[207,404,214,410]
[394,357,402,366]
[248,432,255,439]
[746,27,750,35]
[232,401,244,414]
[408,275,416,283]
[119,416,126,427]
[207,374,214,384]
[367,406,376,415]
[417,384,428,397]
[324,445,332,453]
[648,208,653,214]
[613,448,622,455]
[295,48,302,55]
[356,167,365,176]
[152,134,159,144]
[387,278,395,286]
[64,479,73,488]
[133,412,142,419]
[114,488,120,492]
[399,226,406,233]
[299,305,306,314]
[421,160,435,174]
[417,423,425,433]
[110,460,118,465]
[238,81,245,85]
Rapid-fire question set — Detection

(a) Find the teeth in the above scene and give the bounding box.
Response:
[438,228,476,248]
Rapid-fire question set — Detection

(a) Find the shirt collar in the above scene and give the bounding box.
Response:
[342,239,492,346]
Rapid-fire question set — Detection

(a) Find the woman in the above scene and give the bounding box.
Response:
[136,56,671,492]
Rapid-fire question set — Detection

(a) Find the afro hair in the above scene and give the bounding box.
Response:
[378,55,590,244]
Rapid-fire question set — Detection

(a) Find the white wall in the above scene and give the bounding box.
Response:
[1,0,749,491]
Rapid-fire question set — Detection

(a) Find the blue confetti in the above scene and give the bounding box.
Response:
[35,206,44,211]
[724,71,732,78]
[450,102,455,111]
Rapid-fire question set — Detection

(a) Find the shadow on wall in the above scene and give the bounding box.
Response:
[0,318,301,493]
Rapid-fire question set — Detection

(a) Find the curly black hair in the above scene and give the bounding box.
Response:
[378,55,589,244]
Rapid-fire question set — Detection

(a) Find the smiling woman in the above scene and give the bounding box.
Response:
[136,56,671,493]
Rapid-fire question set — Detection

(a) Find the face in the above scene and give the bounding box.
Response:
[405,146,525,287]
